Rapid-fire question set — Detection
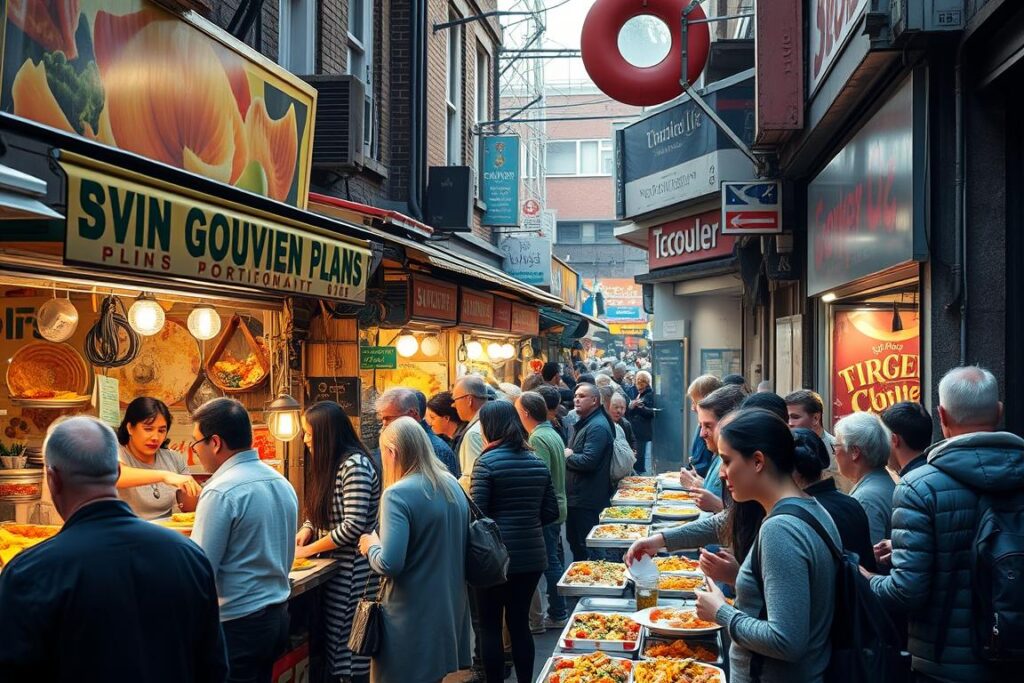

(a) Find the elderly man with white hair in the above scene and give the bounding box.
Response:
[0,416,226,681]
[833,410,895,544]
[628,370,655,473]
[867,366,1024,682]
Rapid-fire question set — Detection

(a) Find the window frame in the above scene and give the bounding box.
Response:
[347,0,376,159]
[278,0,316,75]
[474,46,489,196]
[446,10,464,166]
[545,139,615,177]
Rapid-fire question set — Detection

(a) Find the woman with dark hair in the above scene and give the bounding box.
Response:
[695,409,842,683]
[792,428,877,572]
[115,397,200,520]
[471,401,558,683]
[425,391,466,450]
[295,401,381,682]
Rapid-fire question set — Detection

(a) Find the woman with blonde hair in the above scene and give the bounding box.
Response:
[358,417,471,683]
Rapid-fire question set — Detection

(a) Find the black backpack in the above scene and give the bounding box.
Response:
[749,503,910,683]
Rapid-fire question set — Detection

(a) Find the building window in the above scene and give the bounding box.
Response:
[546,139,615,176]
[279,0,315,74]
[474,47,489,196]
[557,223,581,244]
[446,10,464,166]
[557,221,618,244]
[347,0,376,158]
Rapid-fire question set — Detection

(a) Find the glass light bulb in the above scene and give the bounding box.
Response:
[396,334,419,357]
[466,341,483,360]
[271,411,299,441]
[420,334,441,357]
[187,307,222,341]
[501,343,515,360]
[487,342,503,360]
[128,297,165,336]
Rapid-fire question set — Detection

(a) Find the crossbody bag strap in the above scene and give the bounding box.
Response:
[459,481,483,522]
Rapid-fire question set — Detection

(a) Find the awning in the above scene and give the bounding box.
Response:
[309,193,564,309]
[634,256,738,284]
[0,163,63,220]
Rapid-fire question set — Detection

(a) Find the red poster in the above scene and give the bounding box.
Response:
[832,309,920,425]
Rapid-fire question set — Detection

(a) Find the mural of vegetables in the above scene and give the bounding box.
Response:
[2,0,313,208]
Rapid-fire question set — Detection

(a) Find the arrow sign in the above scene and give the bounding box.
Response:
[721,181,783,235]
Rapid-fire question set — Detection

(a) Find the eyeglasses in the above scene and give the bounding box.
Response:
[189,435,212,451]
[451,394,472,403]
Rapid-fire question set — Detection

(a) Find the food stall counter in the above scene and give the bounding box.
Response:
[289,558,340,599]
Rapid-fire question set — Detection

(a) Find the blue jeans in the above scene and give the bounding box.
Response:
[542,523,568,621]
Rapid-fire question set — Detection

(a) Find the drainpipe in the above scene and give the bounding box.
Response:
[947,43,967,366]
[408,0,427,220]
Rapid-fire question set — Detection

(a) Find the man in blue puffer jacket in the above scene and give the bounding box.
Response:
[868,366,1024,682]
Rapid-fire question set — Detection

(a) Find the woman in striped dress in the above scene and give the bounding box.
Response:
[295,401,381,683]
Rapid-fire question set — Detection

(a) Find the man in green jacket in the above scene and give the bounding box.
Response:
[516,391,568,629]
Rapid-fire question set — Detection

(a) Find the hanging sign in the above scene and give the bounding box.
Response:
[306,377,361,417]
[722,181,783,234]
[1,0,316,207]
[61,156,371,302]
[832,308,920,424]
[459,290,495,328]
[481,136,520,226]
[510,304,539,336]
[648,209,737,269]
[409,275,457,322]
[493,298,512,331]
[360,346,398,370]
[499,235,552,287]
[809,0,870,96]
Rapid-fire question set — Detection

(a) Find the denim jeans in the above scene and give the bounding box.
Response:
[542,523,568,621]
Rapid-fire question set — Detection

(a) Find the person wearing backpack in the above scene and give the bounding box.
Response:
[867,366,1024,682]
[693,408,843,682]
[563,383,614,562]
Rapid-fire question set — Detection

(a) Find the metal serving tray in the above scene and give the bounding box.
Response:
[573,597,692,614]
[585,523,652,548]
[534,653,635,683]
[640,633,725,665]
[556,611,645,655]
[610,491,657,506]
[655,571,707,599]
[557,562,630,597]
[600,506,654,524]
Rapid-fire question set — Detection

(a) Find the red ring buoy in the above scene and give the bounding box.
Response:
[581,0,710,107]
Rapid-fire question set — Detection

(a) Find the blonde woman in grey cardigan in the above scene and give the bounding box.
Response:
[694,409,842,683]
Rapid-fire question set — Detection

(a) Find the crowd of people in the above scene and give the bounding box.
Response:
[1,358,1021,683]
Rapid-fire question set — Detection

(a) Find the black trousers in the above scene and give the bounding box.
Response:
[565,507,601,563]
[222,601,290,683]
[476,571,543,683]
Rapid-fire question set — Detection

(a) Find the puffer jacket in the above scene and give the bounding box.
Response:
[565,407,615,510]
[869,431,1024,682]
[628,388,655,442]
[470,443,559,574]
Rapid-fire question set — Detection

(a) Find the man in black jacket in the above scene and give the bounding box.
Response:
[564,383,615,562]
[0,416,227,682]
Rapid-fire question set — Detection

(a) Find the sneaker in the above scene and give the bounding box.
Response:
[530,622,546,635]
[543,616,568,630]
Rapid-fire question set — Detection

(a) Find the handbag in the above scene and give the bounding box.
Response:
[348,573,386,656]
[461,486,510,588]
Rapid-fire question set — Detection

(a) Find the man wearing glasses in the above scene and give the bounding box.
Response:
[190,398,298,683]
[451,375,490,491]
[375,387,460,477]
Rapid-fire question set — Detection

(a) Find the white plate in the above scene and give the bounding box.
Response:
[631,606,723,636]
[652,505,701,520]
[657,473,686,490]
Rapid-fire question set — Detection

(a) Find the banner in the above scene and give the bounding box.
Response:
[832,308,920,424]
[61,155,370,302]
[481,136,520,226]
[2,1,316,208]
[584,278,647,323]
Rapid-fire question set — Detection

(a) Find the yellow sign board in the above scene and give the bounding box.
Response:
[2,1,316,207]
[61,155,370,302]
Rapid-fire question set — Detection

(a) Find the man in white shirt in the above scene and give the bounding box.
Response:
[452,375,489,490]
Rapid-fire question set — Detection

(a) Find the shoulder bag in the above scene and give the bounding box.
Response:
[348,573,387,656]
[460,485,509,588]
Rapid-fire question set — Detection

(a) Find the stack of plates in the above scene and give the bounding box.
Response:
[25,447,43,468]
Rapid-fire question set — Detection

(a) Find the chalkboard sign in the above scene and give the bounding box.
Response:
[360,346,397,369]
[306,377,361,417]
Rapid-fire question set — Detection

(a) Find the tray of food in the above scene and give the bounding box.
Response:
[154,512,195,536]
[611,489,657,506]
[653,555,701,573]
[557,611,643,653]
[574,597,691,614]
[619,476,659,489]
[0,523,61,567]
[632,658,726,683]
[641,635,723,665]
[631,607,722,636]
[652,505,701,521]
[657,490,699,503]
[600,506,654,524]
[558,561,630,596]
[657,472,686,490]
[657,573,706,598]
[535,651,633,683]
[617,483,657,494]
[586,524,651,548]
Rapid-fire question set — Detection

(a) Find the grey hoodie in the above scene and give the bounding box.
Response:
[870,431,1024,682]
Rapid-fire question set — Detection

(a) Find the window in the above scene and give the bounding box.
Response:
[474,47,489,195]
[279,0,315,74]
[557,221,618,244]
[557,223,581,244]
[545,139,615,176]
[446,11,464,165]
[347,0,375,158]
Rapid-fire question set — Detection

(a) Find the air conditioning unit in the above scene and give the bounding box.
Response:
[891,0,965,41]
[301,75,365,172]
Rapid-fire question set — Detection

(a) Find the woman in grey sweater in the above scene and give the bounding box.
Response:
[695,408,842,683]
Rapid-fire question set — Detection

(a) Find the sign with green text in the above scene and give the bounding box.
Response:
[360,346,397,370]
[61,155,371,302]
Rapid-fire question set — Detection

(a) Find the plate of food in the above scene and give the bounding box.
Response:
[535,651,633,683]
[585,524,650,548]
[652,505,701,520]
[631,606,722,636]
[642,636,723,664]
[154,512,194,535]
[291,557,316,572]
[619,476,658,488]
[6,342,92,406]
[558,561,630,596]
[600,506,653,524]
[657,472,686,490]
[611,489,657,506]
[557,611,643,653]
[632,658,726,683]
[653,555,701,573]
[658,490,699,503]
